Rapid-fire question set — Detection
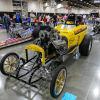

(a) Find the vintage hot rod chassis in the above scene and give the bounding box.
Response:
[0,14,93,98]
[0,42,81,98]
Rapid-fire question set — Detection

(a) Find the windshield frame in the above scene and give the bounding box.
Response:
[60,25,76,29]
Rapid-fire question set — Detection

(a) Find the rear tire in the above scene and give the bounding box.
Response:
[79,35,92,56]
[32,27,40,38]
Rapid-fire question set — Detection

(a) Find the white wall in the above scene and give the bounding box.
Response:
[44,7,55,13]
[71,8,79,14]
[28,0,79,14]
[55,8,68,13]
[0,0,13,12]
[78,8,100,14]
[28,0,43,12]
[16,0,100,14]
[0,0,99,14]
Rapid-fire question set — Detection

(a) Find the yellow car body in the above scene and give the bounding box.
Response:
[25,23,87,66]
[55,24,87,54]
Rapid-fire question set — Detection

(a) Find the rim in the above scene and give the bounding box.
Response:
[3,55,18,74]
[89,41,92,52]
[54,69,66,95]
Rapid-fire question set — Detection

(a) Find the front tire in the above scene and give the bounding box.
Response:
[79,35,92,56]
[50,65,67,98]
[0,52,19,76]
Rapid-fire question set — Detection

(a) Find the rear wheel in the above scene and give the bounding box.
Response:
[32,27,40,38]
[50,65,67,98]
[79,35,92,56]
[0,53,24,76]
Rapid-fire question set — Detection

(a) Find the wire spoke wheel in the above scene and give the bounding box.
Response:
[1,53,19,76]
[55,69,66,95]
[4,56,18,73]
[50,65,67,98]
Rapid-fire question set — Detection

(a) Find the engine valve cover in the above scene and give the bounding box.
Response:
[52,40,66,49]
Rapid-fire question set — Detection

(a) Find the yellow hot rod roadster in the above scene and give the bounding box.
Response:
[0,14,92,98]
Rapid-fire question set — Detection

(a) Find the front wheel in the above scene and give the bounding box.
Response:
[50,65,67,98]
[0,52,20,76]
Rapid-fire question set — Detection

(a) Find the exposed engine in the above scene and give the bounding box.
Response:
[34,29,68,57]
[10,23,33,38]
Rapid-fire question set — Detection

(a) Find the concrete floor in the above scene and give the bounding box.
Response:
[0,24,100,100]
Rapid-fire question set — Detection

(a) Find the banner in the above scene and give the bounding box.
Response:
[51,0,55,8]
[90,10,99,13]
[94,0,100,3]
[66,6,72,10]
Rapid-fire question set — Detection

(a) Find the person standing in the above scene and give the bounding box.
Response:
[83,14,86,24]
[92,14,94,18]
[57,14,59,22]
[8,15,11,25]
[46,14,50,25]
[53,13,57,27]
[92,16,95,26]
[44,15,47,25]
[63,14,67,21]
[13,14,16,23]
[16,12,20,23]
[42,14,45,21]
[39,14,43,22]
[0,16,1,20]
[30,10,36,27]
[87,14,89,24]
[89,16,91,24]
[3,13,9,33]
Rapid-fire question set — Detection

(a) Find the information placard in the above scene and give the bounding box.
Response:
[94,0,100,3]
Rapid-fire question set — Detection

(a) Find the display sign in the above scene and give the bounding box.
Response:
[51,0,55,8]
[94,0,100,3]
[90,10,99,13]
[66,6,72,10]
